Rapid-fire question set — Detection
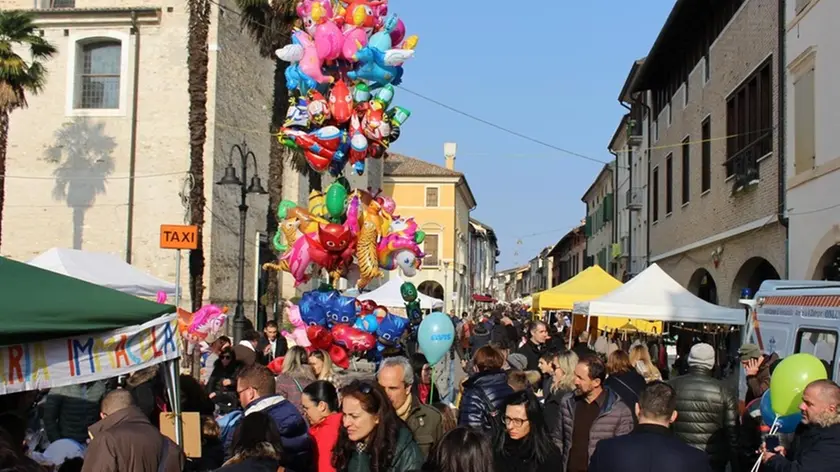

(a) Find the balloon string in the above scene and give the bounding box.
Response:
[429,367,435,405]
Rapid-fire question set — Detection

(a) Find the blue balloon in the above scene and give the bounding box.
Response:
[760,390,802,433]
[417,312,455,365]
[354,315,379,333]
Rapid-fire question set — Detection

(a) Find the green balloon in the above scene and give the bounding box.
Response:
[325,182,348,219]
[414,231,426,244]
[277,200,298,220]
[400,282,418,302]
[769,353,827,415]
[272,231,287,252]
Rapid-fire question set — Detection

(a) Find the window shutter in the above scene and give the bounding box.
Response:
[794,68,816,175]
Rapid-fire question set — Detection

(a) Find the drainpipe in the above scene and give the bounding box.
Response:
[125,12,142,263]
[777,0,789,278]
[638,95,653,268]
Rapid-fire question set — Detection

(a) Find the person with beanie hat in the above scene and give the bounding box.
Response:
[669,343,740,472]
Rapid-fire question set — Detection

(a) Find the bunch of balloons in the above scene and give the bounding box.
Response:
[265,181,426,288]
[296,287,408,367]
[176,304,229,354]
[759,353,827,433]
[275,0,416,176]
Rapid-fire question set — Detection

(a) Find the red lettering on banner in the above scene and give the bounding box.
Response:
[115,334,130,368]
[7,346,24,384]
[67,340,76,376]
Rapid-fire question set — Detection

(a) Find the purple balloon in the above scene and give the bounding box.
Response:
[389,19,406,45]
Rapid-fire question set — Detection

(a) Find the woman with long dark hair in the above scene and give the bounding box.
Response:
[218,411,290,472]
[332,380,422,472]
[421,427,494,472]
[207,347,242,401]
[302,381,341,472]
[495,391,562,472]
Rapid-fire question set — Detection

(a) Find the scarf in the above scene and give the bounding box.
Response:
[395,395,412,421]
[418,383,431,404]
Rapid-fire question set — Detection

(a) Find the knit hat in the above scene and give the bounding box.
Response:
[507,353,528,371]
[738,343,762,360]
[688,343,716,370]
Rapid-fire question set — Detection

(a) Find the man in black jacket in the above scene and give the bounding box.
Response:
[256,321,287,365]
[669,343,739,472]
[517,320,548,371]
[762,379,840,472]
[589,381,711,472]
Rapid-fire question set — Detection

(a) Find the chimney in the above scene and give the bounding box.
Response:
[444,142,457,170]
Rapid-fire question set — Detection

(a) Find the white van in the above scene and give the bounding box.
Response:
[743,280,840,384]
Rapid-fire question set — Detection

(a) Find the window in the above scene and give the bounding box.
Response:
[795,329,837,379]
[653,119,659,142]
[423,234,439,266]
[665,154,673,214]
[684,81,689,107]
[76,41,121,109]
[725,59,773,178]
[425,187,438,207]
[794,67,816,175]
[652,167,659,222]
[49,0,75,7]
[667,100,672,126]
[681,138,690,205]
[703,54,710,83]
[702,118,711,192]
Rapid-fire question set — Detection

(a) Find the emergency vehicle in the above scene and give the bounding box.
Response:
[742,280,840,382]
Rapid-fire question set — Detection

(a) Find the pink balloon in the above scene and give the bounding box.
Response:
[389,19,406,45]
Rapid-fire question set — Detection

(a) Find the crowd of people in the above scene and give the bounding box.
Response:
[1,309,840,472]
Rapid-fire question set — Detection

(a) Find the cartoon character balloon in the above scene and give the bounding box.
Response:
[275,0,416,176]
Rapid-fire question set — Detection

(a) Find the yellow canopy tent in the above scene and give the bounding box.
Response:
[531,265,662,334]
[531,265,621,312]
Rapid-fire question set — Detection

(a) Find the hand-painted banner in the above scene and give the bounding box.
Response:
[0,314,179,395]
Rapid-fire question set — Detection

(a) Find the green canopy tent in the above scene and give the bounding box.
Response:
[0,256,185,445]
[0,256,175,345]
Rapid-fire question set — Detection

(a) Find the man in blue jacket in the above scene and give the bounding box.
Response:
[589,381,711,472]
[235,364,313,472]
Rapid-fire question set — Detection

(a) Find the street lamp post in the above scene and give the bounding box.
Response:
[216,140,268,344]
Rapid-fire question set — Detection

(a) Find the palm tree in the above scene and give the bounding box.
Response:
[235,0,318,315]
[0,10,57,250]
[187,0,211,312]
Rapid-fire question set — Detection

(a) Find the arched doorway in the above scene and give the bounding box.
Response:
[418,280,444,300]
[813,244,840,281]
[688,268,719,304]
[732,257,781,302]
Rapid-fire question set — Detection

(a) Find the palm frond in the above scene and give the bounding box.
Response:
[234,0,298,58]
[0,10,57,110]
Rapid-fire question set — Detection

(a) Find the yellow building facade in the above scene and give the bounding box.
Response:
[382,153,476,314]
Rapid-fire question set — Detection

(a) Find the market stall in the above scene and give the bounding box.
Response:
[0,256,184,442]
[532,265,662,334]
[28,247,176,298]
[573,263,745,325]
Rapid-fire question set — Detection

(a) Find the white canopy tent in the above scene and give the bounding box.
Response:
[29,247,177,298]
[573,263,745,325]
[356,277,444,310]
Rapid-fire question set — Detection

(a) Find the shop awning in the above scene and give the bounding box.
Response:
[531,265,622,312]
[471,294,496,303]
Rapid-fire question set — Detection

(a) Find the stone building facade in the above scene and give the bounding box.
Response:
[631,0,785,306]
[0,0,317,317]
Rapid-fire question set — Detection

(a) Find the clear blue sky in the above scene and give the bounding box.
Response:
[387,0,676,270]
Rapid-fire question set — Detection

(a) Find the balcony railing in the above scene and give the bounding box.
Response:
[724,131,769,193]
[625,187,643,210]
[45,0,75,8]
[626,118,643,146]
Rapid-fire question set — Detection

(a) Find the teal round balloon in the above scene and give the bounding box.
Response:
[417,312,455,365]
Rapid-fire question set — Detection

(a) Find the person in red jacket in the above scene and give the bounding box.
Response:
[301,381,342,472]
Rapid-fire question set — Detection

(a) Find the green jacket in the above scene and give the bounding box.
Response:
[405,396,444,458]
[347,427,423,472]
[43,381,107,443]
